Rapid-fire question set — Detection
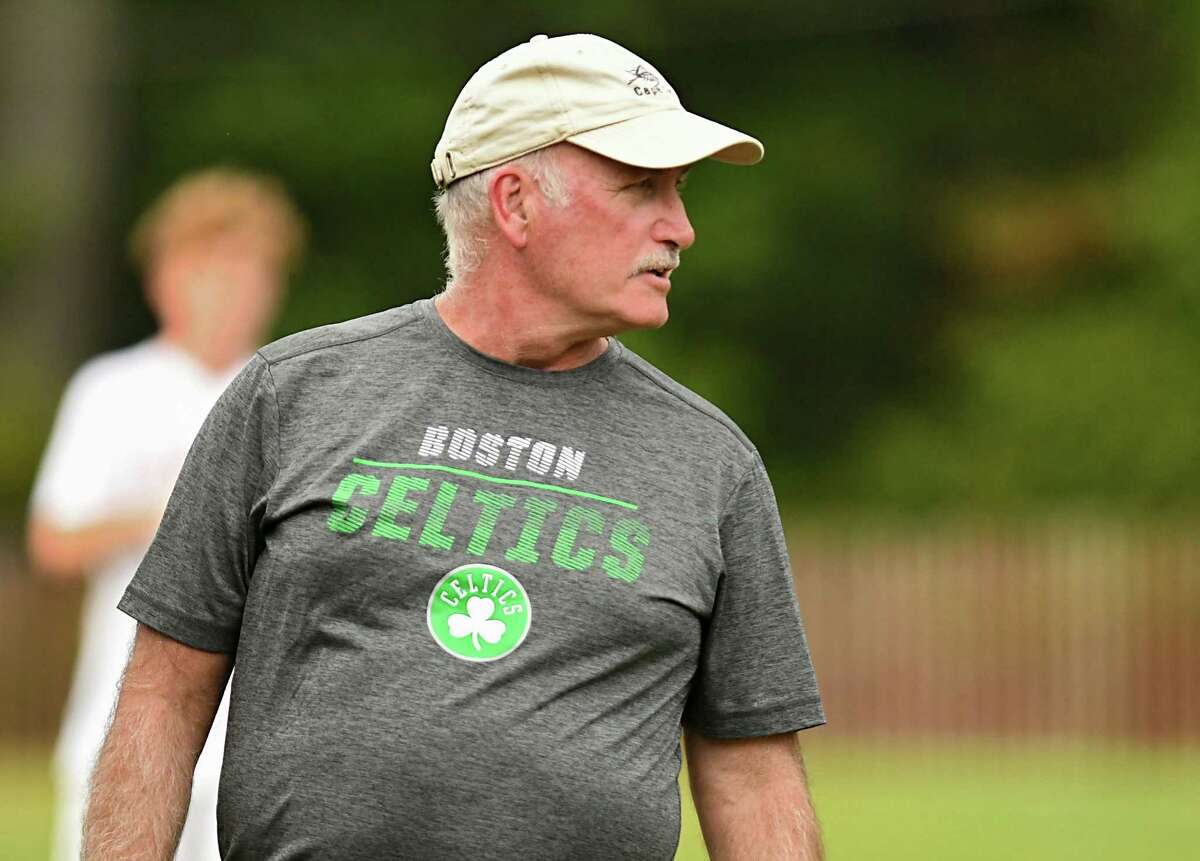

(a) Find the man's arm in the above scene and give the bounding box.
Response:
[684,729,824,861]
[82,622,232,861]
[26,511,163,581]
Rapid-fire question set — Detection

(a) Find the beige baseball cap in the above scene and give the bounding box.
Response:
[431,33,764,188]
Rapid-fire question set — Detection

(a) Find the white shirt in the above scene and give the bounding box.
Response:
[29,336,249,856]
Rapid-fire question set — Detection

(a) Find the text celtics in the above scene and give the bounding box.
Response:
[325,474,649,583]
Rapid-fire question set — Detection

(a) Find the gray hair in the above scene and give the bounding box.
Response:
[432,145,572,283]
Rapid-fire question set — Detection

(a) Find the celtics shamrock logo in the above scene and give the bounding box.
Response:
[427,564,531,662]
[448,596,506,651]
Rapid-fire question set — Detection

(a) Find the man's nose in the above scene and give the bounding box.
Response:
[652,194,696,251]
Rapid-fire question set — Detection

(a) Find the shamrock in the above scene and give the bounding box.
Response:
[447,596,507,652]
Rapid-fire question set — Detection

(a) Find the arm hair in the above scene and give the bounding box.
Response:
[685,729,825,861]
[82,623,232,860]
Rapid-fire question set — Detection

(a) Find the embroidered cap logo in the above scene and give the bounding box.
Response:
[625,64,663,96]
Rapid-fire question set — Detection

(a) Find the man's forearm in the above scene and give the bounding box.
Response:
[82,627,229,860]
[692,776,824,861]
[687,732,824,861]
[82,682,202,858]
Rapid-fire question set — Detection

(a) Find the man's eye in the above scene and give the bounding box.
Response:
[675,178,688,193]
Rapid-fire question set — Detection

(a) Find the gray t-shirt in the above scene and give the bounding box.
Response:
[120,297,825,860]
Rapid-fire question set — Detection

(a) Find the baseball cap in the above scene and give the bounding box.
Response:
[431,33,764,188]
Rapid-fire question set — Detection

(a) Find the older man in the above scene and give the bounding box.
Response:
[83,34,825,860]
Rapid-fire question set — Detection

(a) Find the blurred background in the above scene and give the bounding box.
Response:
[2,1,1198,858]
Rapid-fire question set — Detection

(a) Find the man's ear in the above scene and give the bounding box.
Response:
[488,167,531,250]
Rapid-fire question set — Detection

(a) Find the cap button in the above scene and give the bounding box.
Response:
[529,34,548,42]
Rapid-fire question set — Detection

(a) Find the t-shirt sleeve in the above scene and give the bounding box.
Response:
[117,353,280,654]
[29,363,131,529]
[682,451,826,738]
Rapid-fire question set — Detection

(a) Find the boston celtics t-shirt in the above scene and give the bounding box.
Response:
[119,296,825,861]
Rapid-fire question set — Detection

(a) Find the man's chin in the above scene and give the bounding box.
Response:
[622,300,670,331]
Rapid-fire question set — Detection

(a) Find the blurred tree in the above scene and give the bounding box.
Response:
[0,0,124,527]
[2,0,1196,517]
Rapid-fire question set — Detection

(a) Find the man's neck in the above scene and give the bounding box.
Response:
[432,283,609,371]
[156,330,251,376]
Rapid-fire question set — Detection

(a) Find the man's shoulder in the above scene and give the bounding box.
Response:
[258,304,420,365]
[615,343,757,459]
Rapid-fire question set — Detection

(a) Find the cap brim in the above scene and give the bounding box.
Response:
[565,108,763,170]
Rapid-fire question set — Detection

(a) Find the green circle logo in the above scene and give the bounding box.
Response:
[426,564,531,662]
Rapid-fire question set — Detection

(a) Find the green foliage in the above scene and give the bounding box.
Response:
[825,293,1200,509]
[6,1,1199,515]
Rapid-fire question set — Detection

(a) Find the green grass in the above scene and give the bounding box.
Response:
[0,747,54,860]
[3,740,1197,859]
[805,739,1200,861]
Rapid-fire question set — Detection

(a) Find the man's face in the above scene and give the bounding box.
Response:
[527,144,696,332]
[148,229,287,357]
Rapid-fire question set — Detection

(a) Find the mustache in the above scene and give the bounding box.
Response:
[628,249,681,277]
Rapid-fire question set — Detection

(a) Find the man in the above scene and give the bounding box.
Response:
[27,167,305,860]
[83,34,826,860]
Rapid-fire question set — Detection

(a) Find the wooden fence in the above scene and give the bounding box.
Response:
[2,517,1198,743]
[790,517,1200,740]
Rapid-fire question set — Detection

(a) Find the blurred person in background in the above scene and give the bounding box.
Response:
[25,167,306,860]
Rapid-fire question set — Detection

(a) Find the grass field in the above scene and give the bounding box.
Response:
[2,739,1196,859]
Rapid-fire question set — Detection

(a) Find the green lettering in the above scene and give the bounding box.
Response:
[551,506,605,571]
[418,480,459,550]
[327,473,381,534]
[602,518,651,582]
[504,497,558,564]
[371,475,429,540]
[468,490,517,556]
